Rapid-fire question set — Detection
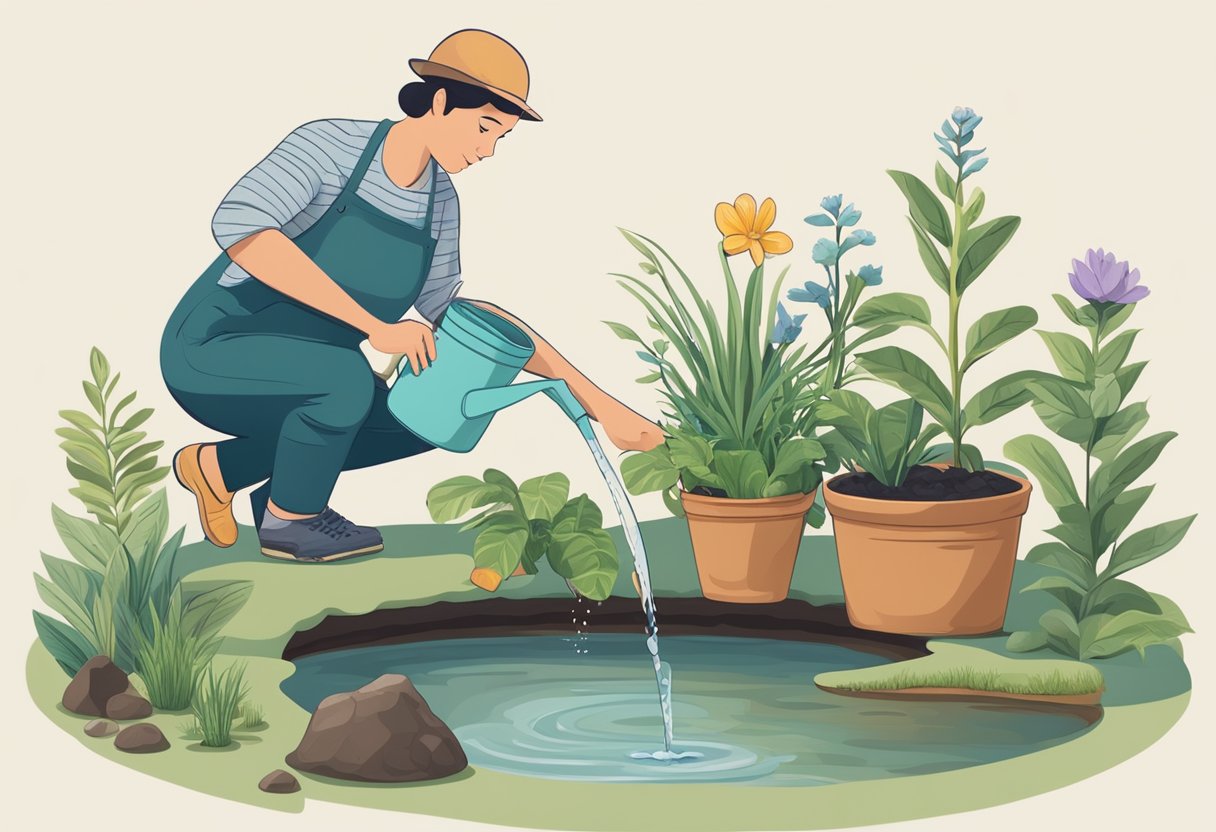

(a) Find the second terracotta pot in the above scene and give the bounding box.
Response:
[680,489,817,603]
[823,464,1033,636]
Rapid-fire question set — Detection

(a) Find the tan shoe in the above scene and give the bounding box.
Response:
[173,443,237,547]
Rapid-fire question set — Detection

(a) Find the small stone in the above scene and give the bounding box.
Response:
[114,723,170,753]
[258,769,301,794]
[106,691,153,720]
[84,719,119,737]
[62,656,129,717]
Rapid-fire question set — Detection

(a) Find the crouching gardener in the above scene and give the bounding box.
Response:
[159,29,663,562]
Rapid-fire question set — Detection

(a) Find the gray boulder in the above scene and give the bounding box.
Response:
[62,656,129,717]
[258,769,301,793]
[285,674,466,782]
[114,723,170,753]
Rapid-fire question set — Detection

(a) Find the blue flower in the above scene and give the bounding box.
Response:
[820,194,843,219]
[838,229,875,257]
[804,213,835,227]
[811,238,840,266]
[951,106,976,125]
[771,302,808,344]
[837,202,862,227]
[788,281,832,309]
[857,264,884,286]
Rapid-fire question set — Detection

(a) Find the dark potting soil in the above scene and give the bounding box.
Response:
[689,485,729,498]
[828,465,1021,502]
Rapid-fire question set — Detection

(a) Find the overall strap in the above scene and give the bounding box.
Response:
[421,157,438,231]
[337,118,394,204]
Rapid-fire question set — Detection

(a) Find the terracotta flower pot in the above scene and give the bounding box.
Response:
[679,489,817,603]
[823,464,1032,636]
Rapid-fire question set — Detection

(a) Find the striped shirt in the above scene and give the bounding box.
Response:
[211,118,462,324]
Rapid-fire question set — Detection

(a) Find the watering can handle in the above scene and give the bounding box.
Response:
[462,379,589,423]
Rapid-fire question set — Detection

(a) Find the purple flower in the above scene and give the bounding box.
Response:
[1068,248,1150,304]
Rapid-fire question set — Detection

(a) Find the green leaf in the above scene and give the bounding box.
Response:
[662,485,686,518]
[52,505,120,571]
[426,475,516,523]
[1006,630,1049,653]
[852,292,934,332]
[34,574,98,644]
[888,170,953,247]
[908,218,950,292]
[956,216,1020,293]
[1114,360,1148,399]
[855,346,953,429]
[1101,516,1197,584]
[1097,329,1139,376]
[552,494,606,538]
[934,160,957,201]
[667,432,715,477]
[1092,402,1149,465]
[1086,579,1161,617]
[118,408,154,434]
[1090,432,1176,512]
[82,381,104,416]
[962,187,985,228]
[1027,377,1094,445]
[603,320,646,345]
[1022,574,1087,601]
[714,450,769,498]
[962,306,1037,371]
[90,348,111,389]
[1023,542,1094,589]
[620,446,680,495]
[483,468,519,495]
[181,581,254,642]
[33,610,96,676]
[1089,375,1123,420]
[472,512,531,578]
[1039,608,1081,655]
[59,409,102,435]
[1094,485,1154,554]
[1004,435,1081,510]
[962,371,1044,430]
[1052,294,1088,327]
[1082,608,1193,660]
[1037,331,1094,383]
[548,527,619,601]
[518,473,571,522]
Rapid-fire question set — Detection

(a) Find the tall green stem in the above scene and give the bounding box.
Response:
[947,179,964,465]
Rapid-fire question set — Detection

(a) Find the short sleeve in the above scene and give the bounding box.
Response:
[210,121,330,251]
[412,181,463,325]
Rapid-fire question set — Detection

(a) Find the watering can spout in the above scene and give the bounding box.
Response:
[462,379,589,424]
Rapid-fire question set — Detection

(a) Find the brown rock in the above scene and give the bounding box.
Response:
[62,656,129,717]
[258,769,301,794]
[114,723,170,753]
[84,719,119,737]
[285,674,466,782]
[106,690,153,720]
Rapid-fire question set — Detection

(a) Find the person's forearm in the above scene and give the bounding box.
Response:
[466,299,613,420]
[227,229,383,336]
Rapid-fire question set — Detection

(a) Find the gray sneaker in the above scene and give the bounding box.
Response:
[258,507,384,562]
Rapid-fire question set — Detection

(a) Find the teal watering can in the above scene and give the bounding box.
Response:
[386,300,593,452]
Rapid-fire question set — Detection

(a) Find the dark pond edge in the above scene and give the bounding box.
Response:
[282,596,929,662]
[816,684,1104,723]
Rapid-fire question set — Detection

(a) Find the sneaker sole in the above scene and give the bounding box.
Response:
[260,543,385,563]
[173,445,236,548]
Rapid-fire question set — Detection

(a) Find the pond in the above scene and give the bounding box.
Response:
[282,633,1098,786]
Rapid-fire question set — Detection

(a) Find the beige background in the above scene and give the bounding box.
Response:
[3,0,1213,829]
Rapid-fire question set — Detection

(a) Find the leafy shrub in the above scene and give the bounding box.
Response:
[32,348,251,679]
[428,469,619,600]
[1005,257,1195,659]
[817,392,943,487]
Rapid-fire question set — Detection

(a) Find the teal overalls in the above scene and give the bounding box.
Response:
[160,118,437,516]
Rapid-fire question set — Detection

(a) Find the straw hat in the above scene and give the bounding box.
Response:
[409,29,542,122]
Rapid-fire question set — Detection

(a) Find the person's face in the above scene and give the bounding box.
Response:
[429,87,519,174]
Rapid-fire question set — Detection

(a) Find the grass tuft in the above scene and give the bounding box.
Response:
[239,701,267,730]
[832,664,1104,696]
[192,662,249,747]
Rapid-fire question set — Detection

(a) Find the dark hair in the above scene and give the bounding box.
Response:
[398,76,530,120]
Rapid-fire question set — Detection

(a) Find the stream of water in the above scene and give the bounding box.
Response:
[576,416,698,760]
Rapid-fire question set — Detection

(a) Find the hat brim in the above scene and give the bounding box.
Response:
[409,59,542,122]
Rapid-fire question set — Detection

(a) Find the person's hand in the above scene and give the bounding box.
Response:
[599,398,666,452]
[368,320,437,375]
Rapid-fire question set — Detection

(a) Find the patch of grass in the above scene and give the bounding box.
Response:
[192,662,249,748]
[136,600,219,710]
[178,719,204,741]
[239,701,267,730]
[833,664,1104,696]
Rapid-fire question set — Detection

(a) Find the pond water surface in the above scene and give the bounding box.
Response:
[282,633,1097,785]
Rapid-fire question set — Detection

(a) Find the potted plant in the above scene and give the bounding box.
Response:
[426,468,620,600]
[823,107,1041,635]
[1004,251,1195,658]
[608,194,832,603]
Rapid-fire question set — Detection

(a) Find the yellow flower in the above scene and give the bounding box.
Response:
[715,193,794,268]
